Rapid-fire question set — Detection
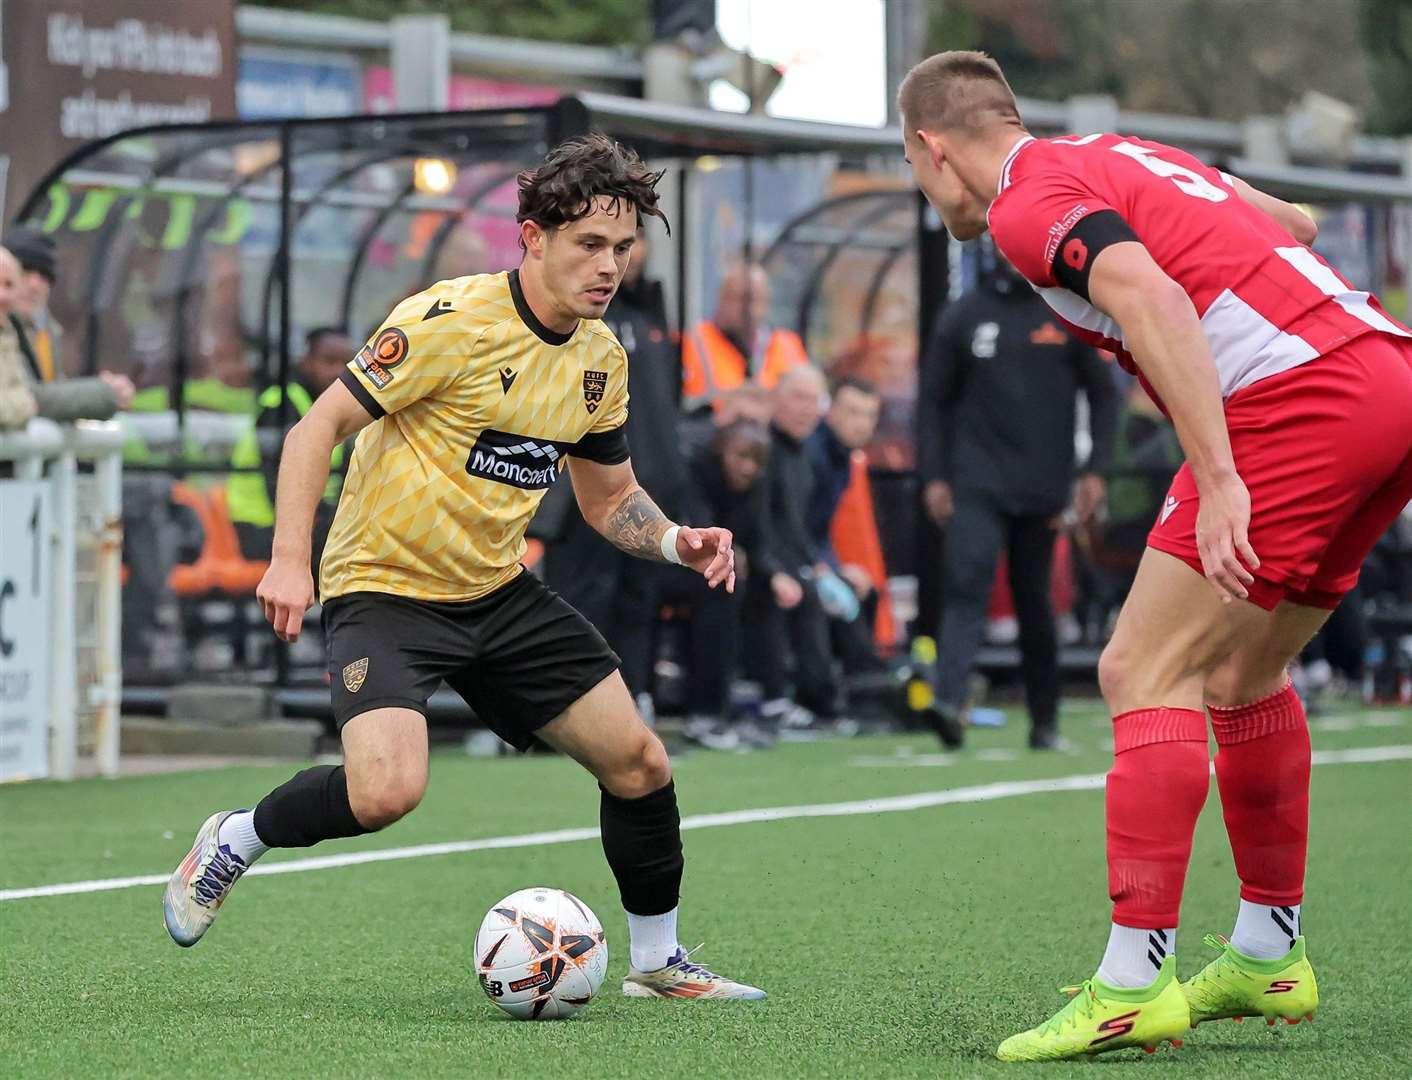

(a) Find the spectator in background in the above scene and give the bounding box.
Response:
[681,260,807,412]
[228,326,353,567]
[3,225,133,410]
[1073,375,1184,638]
[0,244,121,424]
[543,224,686,720]
[677,420,773,750]
[744,363,840,731]
[0,247,38,430]
[805,375,887,662]
[918,249,1118,749]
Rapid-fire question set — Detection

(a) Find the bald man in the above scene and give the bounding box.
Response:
[681,260,808,411]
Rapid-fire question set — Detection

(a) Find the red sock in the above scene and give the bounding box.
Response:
[1209,681,1310,907]
[1107,708,1210,928]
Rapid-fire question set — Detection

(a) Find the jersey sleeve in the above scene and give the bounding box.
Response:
[340,290,469,418]
[989,175,1139,300]
[568,344,630,464]
[588,347,629,434]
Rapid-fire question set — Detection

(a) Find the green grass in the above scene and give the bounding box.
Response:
[2,701,1410,1078]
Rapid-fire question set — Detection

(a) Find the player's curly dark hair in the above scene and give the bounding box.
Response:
[516,133,669,249]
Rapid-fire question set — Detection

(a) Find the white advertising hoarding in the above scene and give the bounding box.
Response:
[0,480,52,782]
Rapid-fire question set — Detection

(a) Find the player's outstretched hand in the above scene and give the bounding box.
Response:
[677,526,736,593]
[257,558,316,642]
[1195,473,1260,604]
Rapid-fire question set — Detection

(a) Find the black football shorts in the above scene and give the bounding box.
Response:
[322,570,621,750]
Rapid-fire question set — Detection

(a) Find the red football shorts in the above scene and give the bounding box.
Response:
[1148,332,1412,610]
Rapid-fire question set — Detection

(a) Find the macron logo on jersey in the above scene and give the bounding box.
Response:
[465,428,569,489]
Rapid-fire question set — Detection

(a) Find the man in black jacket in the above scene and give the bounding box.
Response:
[542,226,687,714]
[918,248,1118,748]
[744,364,839,727]
[675,419,773,748]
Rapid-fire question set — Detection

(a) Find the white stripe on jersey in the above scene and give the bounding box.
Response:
[1034,283,1322,398]
[1199,289,1319,396]
[1275,246,1412,340]
[1036,286,1125,346]
[997,135,1036,194]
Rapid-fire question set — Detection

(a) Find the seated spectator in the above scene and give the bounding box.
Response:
[4,225,133,412]
[675,420,772,750]
[805,375,890,672]
[0,247,37,430]
[682,260,807,412]
[228,327,353,566]
[744,364,840,730]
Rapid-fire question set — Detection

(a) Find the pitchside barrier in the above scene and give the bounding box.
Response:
[0,418,123,782]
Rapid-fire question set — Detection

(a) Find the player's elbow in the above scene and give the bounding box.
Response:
[1289,211,1317,246]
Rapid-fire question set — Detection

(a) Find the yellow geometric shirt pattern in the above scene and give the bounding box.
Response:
[320,270,629,602]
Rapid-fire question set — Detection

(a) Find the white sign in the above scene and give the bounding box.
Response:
[0,481,52,782]
[713,0,887,127]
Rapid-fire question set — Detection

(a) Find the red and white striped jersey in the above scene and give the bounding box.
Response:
[986,133,1411,401]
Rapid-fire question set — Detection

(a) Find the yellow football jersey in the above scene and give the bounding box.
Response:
[320,270,629,602]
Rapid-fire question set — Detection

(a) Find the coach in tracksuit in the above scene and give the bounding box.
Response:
[918,247,1118,748]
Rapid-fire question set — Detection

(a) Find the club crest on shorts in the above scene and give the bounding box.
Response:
[343,657,369,693]
[582,370,607,414]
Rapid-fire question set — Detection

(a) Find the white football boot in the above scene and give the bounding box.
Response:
[163,810,250,947]
[623,946,767,1000]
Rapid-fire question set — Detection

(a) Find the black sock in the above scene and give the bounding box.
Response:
[252,765,370,848]
[599,780,683,916]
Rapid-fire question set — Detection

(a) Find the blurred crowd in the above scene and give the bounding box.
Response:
[4,223,1410,749]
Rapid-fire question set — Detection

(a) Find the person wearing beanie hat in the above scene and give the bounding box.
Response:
[2,222,132,407]
[3,225,57,284]
[4,224,62,384]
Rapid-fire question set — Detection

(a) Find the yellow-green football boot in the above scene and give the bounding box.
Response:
[996,954,1189,1061]
[1182,934,1318,1027]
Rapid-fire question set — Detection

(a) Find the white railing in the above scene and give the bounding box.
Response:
[0,418,124,781]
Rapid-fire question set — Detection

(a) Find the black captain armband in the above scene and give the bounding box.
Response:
[1050,209,1140,301]
[570,425,630,465]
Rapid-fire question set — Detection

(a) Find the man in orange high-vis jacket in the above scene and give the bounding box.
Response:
[682,261,808,410]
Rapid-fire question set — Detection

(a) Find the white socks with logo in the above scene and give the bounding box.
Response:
[627,907,680,972]
[216,810,270,866]
[1097,923,1175,988]
[1231,900,1301,959]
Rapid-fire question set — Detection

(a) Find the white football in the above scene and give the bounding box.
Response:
[474,887,609,1020]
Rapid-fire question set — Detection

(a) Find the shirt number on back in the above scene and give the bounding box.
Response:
[1110,142,1229,202]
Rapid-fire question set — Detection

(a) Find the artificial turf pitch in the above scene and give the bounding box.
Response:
[2,701,1410,1078]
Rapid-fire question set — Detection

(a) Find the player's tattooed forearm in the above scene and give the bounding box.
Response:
[603,488,671,560]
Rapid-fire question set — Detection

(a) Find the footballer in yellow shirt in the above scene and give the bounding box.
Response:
[164,134,765,1000]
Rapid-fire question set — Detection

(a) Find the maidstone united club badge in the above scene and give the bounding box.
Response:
[343,658,369,693]
[582,370,607,414]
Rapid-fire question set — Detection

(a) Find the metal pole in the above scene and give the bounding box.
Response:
[274,124,294,690]
[48,449,78,780]
[391,14,450,110]
[94,438,124,777]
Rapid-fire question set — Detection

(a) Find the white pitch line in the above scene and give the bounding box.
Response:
[3,744,1409,904]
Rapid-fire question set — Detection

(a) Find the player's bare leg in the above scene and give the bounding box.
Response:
[538,671,766,999]
[1183,601,1329,1027]
[164,708,425,946]
[999,550,1270,1059]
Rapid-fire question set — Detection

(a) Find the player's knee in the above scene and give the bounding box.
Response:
[1097,639,1136,705]
[1204,661,1289,709]
[349,770,425,830]
[603,732,672,799]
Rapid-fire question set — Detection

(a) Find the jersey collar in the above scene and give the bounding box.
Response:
[997,134,1036,195]
[508,269,575,346]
